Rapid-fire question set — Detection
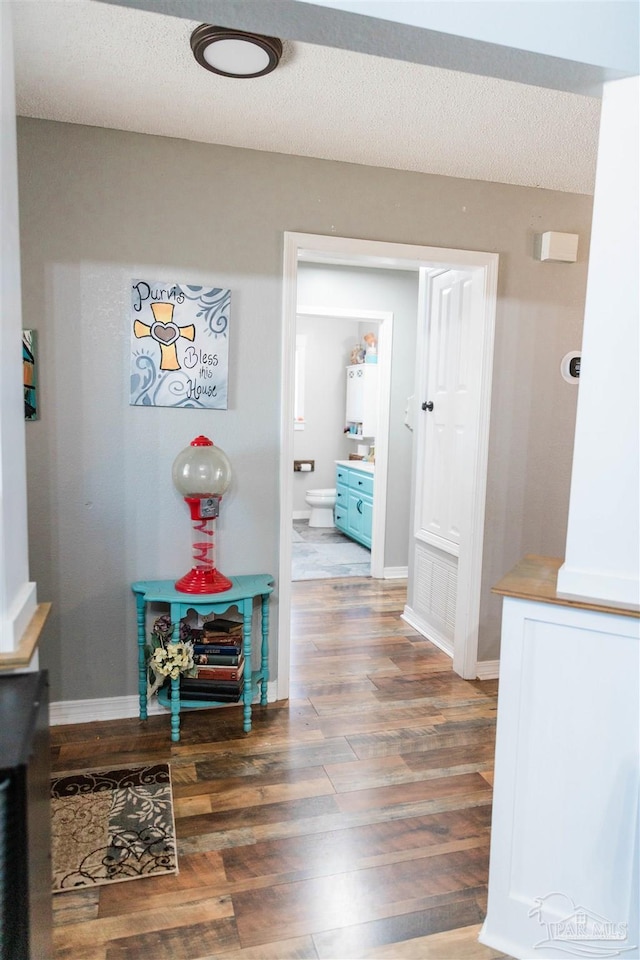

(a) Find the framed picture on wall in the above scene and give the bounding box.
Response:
[129,279,230,409]
[23,329,38,421]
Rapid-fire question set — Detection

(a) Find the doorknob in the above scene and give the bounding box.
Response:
[421,401,434,412]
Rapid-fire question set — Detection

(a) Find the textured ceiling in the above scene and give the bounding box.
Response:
[11,0,601,194]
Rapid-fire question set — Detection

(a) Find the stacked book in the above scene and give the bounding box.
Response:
[180,618,245,703]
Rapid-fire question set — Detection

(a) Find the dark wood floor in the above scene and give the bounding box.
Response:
[51,577,505,960]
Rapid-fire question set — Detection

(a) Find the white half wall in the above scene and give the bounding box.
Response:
[481,596,640,959]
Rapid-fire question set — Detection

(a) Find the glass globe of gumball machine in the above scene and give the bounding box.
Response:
[172,435,233,593]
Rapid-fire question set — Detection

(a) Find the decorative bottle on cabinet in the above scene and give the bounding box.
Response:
[345,365,378,438]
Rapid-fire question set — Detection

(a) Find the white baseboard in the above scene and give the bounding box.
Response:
[49,695,163,725]
[50,681,279,726]
[383,566,408,579]
[292,510,311,520]
[402,605,454,658]
[401,607,500,679]
[475,659,500,680]
[478,922,525,960]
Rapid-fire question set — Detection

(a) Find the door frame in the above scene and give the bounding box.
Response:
[295,304,394,580]
[278,232,498,698]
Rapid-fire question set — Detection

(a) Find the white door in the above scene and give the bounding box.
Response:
[404,268,481,664]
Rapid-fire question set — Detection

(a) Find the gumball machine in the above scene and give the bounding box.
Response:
[172,435,233,593]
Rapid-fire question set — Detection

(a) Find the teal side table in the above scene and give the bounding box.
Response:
[132,575,274,742]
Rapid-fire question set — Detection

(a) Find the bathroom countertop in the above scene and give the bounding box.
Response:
[335,460,375,474]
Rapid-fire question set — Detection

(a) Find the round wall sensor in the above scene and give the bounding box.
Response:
[561,351,581,383]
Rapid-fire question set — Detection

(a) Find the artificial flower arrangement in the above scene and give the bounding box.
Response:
[146,613,198,699]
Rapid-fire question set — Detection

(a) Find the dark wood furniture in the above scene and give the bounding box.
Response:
[0,671,52,960]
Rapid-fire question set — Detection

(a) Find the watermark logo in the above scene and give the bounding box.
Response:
[530,893,636,958]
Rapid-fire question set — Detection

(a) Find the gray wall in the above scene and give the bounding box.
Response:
[292,313,360,512]
[17,117,592,699]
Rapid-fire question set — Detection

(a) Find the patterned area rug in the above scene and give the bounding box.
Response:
[50,763,177,892]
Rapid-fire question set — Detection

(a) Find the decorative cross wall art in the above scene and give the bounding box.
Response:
[130,279,230,409]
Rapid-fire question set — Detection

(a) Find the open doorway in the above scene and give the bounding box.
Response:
[291,309,374,582]
[278,233,498,698]
[291,302,396,583]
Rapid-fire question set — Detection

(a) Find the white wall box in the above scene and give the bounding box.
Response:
[537,231,579,262]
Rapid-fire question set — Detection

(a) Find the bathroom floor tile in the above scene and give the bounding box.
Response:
[293,521,348,544]
[292,525,371,581]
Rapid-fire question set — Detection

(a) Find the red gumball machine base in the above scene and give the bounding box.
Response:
[174,566,233,594]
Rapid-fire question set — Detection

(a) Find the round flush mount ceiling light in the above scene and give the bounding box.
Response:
[190,24,283,78]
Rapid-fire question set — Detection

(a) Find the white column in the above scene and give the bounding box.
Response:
[0,2,37,652]
[557,76,640,610]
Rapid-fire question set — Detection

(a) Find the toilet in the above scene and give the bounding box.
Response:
[305,488,336,527]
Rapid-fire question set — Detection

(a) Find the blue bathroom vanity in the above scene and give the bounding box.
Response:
[335,461,374,549]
